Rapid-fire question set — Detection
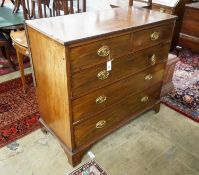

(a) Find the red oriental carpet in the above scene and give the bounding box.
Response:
[68,160,108,175]
[0,75,40,148]
[161,49,199,122]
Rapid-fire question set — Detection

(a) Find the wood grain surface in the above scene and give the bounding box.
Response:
[72,63,166,123]
[26,7,176,45]
[70,34,131,72]
[27,27,73,150]
[74,83,162,148]
[71,43,169,98]
[133,23,174,51]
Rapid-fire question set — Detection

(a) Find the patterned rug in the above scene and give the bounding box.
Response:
[68,160,108,175]
[0,75,41,148]
[161,49,199,122]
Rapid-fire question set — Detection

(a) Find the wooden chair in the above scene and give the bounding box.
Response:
[13,0,21,13]
[110,0,152,9]
[10,0,86,92]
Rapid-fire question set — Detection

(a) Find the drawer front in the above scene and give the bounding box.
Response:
[70,34,131,73]
[133,24,173,51]
[71,43,169,98]
[74,83,162,148]
[152,5,174,14]
[72,62,166,122]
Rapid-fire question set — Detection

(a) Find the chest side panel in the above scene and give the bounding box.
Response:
[27,27,73,150]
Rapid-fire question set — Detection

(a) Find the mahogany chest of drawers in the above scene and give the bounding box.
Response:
[179,2,199,52]
[26,7,176,166]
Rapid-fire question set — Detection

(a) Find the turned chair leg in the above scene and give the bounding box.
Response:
[16,50,27,93]
[13,0,20,14]
[13,0,17,13]
[1,0,5,7]
[15,0,21,13]
[4,45,16,69]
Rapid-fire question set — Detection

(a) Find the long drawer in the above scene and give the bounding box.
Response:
[71,43,169,98]
[73,83,162,148]
[72,62,166,122]
[70,34,131,73]
[133,23,173,51]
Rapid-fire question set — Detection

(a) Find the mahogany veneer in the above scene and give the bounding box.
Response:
[179,2,199,52]
[26,7,176,166]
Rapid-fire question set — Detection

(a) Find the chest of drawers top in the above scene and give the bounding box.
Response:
[26,7,176,46]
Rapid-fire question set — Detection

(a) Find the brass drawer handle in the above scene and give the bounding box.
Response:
[150,32,160,41]
[96,120,106,129]
[145,74,153,81]
[159,7,165,13]
[96,95,107,104]
[141,96,149,102]
[97,45,110,57]
[150,54,156,65]
[97,70,110,80]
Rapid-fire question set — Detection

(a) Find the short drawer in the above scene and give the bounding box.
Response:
[71,43,169,98]
[133,23,173,51]
[72,62,166,122]
[74,83,162,148]
[70,34,131,73]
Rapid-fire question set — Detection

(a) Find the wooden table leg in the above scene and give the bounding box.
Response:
[16,49,27,93]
